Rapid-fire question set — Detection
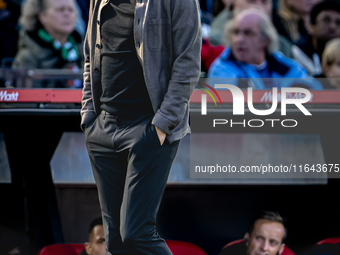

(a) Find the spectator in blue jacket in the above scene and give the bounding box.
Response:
[208,8,322,89]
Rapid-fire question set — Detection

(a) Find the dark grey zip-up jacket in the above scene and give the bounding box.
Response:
[81,0,202,143]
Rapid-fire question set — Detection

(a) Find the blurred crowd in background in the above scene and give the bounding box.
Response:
[202,0,340,89]
[1,0,340,89]
[0,0,88,88]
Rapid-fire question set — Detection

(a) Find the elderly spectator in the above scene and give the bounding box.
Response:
[314,38,340,89]
[208,8,322,89]
[12,0,83,87]
[278,0,320,43]
[293,0,340,76]
[209,0,295,59]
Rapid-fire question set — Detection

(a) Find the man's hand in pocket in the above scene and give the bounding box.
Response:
[155,126,166,146]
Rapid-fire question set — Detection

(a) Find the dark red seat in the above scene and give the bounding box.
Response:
[38,240,207,255]
[38,243,85,255]
[317,237,340,245]
[166,240,207,255]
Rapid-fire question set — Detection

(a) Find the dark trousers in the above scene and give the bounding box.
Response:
[85,110,180,255]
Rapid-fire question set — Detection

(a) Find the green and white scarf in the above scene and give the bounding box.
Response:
[38,29,79,62]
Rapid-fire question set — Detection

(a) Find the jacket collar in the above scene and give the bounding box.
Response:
[221,47,290,76]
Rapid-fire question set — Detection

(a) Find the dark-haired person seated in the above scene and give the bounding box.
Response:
[277,0,319,45]
[293,0,340,76]
[79,217,106,255]
[208,8,322,90]
[218,211,287,255]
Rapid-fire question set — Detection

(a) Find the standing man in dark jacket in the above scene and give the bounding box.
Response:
[81,0,201,254]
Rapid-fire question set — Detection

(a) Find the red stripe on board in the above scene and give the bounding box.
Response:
[0,89,51,102]
[1,89,340,104]
[0,89,82,103]
[51,89,82,103]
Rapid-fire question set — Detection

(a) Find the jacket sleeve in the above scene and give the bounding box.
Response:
[80,0,97,130]
[151,0,202,135]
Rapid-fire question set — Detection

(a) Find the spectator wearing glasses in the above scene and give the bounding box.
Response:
[208,8,322,89]
[209,0,295,59]
[292,0,340,76]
